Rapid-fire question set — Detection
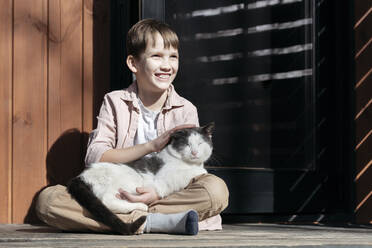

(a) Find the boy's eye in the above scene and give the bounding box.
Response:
[152,54,161,58]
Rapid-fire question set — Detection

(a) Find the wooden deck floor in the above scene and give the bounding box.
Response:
[1,223,372,247]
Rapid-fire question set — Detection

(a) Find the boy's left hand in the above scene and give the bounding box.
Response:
[116,187,160,205]
[149,124,196,152]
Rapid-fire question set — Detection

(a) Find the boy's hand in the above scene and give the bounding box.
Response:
[116,187,160,205]
[148,124,196,152]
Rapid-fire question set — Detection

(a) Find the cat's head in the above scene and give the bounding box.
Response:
[168,123,214,164]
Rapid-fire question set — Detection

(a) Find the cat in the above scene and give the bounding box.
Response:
[67,123,214,235]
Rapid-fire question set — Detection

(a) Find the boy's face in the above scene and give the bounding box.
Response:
[130,32,179,94]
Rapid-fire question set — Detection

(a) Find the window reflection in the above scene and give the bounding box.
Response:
[165,0,315,170]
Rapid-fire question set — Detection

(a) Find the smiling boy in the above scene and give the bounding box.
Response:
[36,19,229,235]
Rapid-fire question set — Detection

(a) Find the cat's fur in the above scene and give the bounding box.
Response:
[67,123,214,235]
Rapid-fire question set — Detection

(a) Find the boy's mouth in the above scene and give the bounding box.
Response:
[155,73,171,79]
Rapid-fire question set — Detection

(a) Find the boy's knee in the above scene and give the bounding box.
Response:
[198,174,229,212]
[35,186,54,222]
[35,185,65,223]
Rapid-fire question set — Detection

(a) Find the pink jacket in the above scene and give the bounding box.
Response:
[85,82,199,165]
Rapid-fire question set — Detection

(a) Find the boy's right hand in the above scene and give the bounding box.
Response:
[116,187,160,205]
[148,124,195,152]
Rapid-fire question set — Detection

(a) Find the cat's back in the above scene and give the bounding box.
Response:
[81,162,139,186]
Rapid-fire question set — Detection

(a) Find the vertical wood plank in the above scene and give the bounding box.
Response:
[0,0,13,223]
[47,0,84,185]
[83,0,93,133]
[48,0,83,145]
[48,0,62,148]
[13,0,48,223]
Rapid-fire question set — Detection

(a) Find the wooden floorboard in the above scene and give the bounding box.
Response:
[1,224,372,247]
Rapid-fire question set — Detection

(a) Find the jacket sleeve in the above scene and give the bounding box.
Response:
[85,94,117,165]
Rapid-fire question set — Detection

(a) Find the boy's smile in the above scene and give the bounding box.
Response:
[130,32,179,95]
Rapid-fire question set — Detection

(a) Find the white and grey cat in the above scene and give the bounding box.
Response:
[68,123,214,234]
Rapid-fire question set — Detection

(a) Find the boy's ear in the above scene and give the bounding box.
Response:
[126,55,138,73]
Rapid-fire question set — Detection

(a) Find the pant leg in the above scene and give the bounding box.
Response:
[35,174,229,233]
[148,173,229,221]
[35,184,147,234]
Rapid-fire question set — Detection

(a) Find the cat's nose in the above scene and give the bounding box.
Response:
[191,150,198,156]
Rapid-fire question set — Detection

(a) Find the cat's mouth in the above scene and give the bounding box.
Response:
[188,156,202,163]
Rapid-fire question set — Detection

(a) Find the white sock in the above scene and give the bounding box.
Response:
[144,210,199,235]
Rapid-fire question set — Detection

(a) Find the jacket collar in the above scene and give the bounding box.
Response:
[120,81,185,110]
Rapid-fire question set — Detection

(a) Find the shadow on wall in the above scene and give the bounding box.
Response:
[46,129,89,186]
[24,129,89,224]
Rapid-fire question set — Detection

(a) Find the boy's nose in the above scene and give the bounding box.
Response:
[160,62,171,71]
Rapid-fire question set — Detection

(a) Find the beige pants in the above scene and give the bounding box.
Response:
[35,173,229,234]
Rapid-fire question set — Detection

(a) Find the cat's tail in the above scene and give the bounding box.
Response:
[67,177,147,235]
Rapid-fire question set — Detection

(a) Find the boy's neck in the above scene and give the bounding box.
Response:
[137,88,168,112]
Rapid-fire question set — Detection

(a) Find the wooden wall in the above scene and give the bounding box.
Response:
[354,0,372,223]
[0,0,110,224]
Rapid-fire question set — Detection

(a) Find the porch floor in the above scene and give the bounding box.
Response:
[1,223,372,247]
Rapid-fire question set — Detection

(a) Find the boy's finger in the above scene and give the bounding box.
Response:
[136,187,147,194]
[118,189,135,200]
[118,188,126,194]
[169,124,196,134]
[175,124,195,129]
[121,191,142,202]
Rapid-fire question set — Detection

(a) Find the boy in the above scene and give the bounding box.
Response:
[36,19,229,235]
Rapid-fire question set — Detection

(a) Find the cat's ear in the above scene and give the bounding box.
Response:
[170,129,183,138]
[201,122,215,138]
[169,129,184,141]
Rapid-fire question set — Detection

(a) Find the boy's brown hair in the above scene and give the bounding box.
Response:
[126,19,179,58]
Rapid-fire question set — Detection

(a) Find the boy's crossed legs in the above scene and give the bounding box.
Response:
[36,173,229,234]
